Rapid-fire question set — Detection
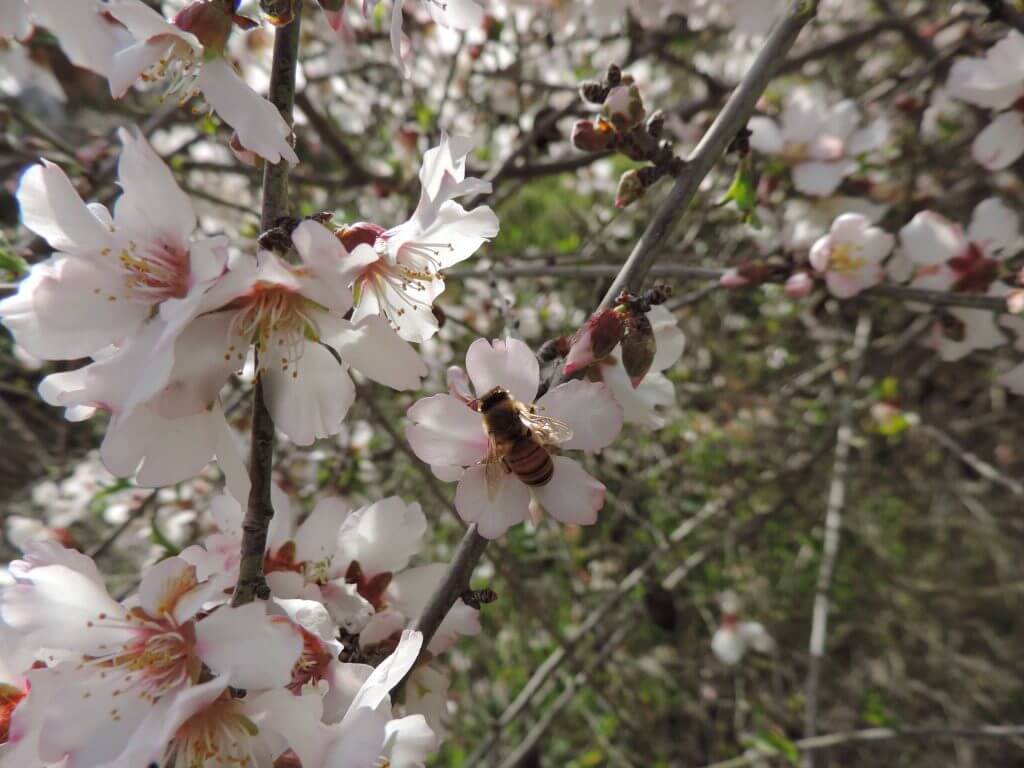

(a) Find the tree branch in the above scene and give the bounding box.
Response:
[230,4,302,607]
[803,312,872,763]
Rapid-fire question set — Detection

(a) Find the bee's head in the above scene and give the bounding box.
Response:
[479,386,511,413]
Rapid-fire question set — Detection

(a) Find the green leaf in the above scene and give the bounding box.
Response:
[0,245,28,280]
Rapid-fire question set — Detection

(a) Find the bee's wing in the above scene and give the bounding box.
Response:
[519,410,574,445]
[483,438,506,501]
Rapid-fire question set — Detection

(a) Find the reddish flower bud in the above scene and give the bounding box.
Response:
[615,169,646,209]
[173,0,234,54]
[718,268,750,289]
[621,315,656,388]
[785,271,814,299]
[228,133,259,166]
[572,118,616,153]
[564,308,626,376]
[337,221,385,252]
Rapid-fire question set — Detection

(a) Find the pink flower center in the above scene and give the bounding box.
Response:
[288,626,334,694]
[108,240,191,303]
[949,242,999,293]
[82,608,195,703]
[0,683,26,745]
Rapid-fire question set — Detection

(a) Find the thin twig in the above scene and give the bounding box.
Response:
[700,725,1024,768]
[230,4,302,607]
[920,423,1024,496]
[803,313,872,764]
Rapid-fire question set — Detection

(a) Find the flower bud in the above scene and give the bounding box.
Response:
[785,271,814,299]
[621,315,656,388]
[173,0,234,54]
[615,169,646,209]
[572,119,616,153]
[718,268,750,290]
[579,81,609,105]
[337,221,385,252]
[564,309,626,376]
[603,83,646,132]
[646,110,665,139]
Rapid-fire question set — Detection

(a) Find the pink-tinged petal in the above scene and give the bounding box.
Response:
[829,212,871,242]
[825,268,880,299]
[325,314,427,391]
[531,457,605,527]
[323,663,372,725]
[262,335,356,446]
[792,161,848,197]
[648,305,686,372]
[821,99,860,143]
[808,234,832,274]
[535,380,622,451]
[972,111,1024,171]
[30,0,124,77]
[186,234,231,288]
[946,34,1024,110]
[431,464,464,482]
[16,160,114,254]
[968,197,1021,258]
[35,663,156,767]
[847,116,889,155]
[294,496,350,564]
[100,402,224,486]
[562,327,595,376]
[352,629,423,711]
[198,57,299,165]
[899,210,966,266]
[387,564,481,654]
[336,497,427,578]
[0,545,128,654]
[137,556,202,621]
[454,465,529,539]
[113,128,195,249]
[747,116,784,155]
[194,603,303,690]
[109,38,169,99]
[383,714,437,768]
[320,580,374,632]
[95,675,231,768]
[291,219,354,316]
[465,337,540,404]
[858,228,895,264]
[601,360,672,430]
[406,394,489,467]
[105,0,180,42]
[360,609,407,648]
[0,255,145,360]
[244,688,332,768]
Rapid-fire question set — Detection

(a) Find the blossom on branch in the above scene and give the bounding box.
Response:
[339,135,499,343]
[946,30,1024,171]
[749,86,888,197]
[711,591,775,666]
[104,0,299,164]
[406,337,623,539]
[809,213,893,298]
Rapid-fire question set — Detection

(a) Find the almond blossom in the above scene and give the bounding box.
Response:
[183,491,480,655]
[192,219,428,445]
[946,31,1024,171]
[0,541,303,766]
[406,337,624,539]
[749,87,888,196]
[809,213,893,298]
[339,135,499,343]
[896,198,1018,361]
[369,0,485,77]
[710,591,775,666]
[105,0,299,164]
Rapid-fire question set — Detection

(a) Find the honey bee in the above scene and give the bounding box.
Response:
[472,387,573,496]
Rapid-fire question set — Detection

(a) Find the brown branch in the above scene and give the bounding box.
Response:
[230,4,302,608]
[407,0,822,698]
[978,0,1024,33]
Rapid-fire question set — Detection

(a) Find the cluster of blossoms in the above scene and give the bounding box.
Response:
[0,538,440,766]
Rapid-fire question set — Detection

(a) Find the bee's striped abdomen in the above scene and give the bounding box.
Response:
[506,437,554,486]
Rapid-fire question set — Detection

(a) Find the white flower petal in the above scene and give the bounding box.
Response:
[465,337,539,404]
[531,457,605,527]
[406,394,490,468]
[535,380,622,451]
[454,464,530,538]
[194,603,303,690]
